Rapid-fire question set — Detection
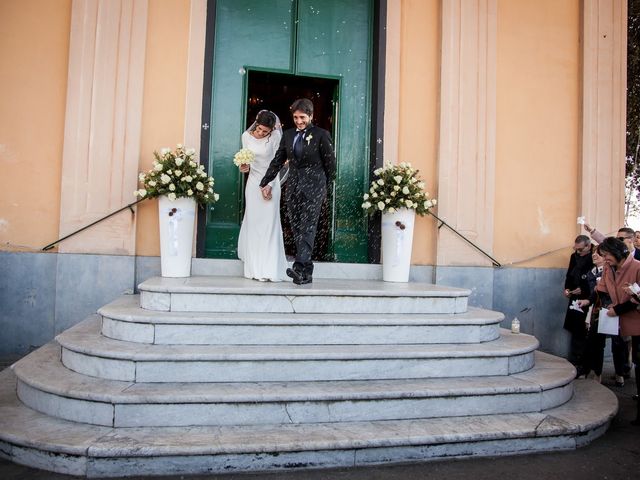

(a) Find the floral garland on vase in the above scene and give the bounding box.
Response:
[134,144,219,205]
[361,162,436,216]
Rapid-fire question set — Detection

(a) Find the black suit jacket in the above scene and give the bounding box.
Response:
[259,125,336,188]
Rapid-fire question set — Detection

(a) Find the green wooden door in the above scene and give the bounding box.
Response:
[204,0,373,262]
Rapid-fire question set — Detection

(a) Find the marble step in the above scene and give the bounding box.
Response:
[13,343,574,428]
[99,295,503,345]
[56,317,539,383]
[138,276,471,314]
[0,367,617,478]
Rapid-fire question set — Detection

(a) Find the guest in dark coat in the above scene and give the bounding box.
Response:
[563,235,594,370]
[580,247,606,381]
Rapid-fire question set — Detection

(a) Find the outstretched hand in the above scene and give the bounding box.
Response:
[261,185,272,201]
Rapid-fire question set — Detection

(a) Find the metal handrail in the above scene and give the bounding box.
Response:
[427,211,502,267]
[42,199,501,267]
[42,199,145,251]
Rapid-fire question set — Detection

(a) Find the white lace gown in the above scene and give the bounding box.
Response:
[237,130,288,281]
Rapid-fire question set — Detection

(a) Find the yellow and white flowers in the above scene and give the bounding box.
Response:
[362,162,437,216]
[233,148,255,166]
[135,144,219,205]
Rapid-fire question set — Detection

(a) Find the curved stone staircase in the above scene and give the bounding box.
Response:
[0,276,618,477]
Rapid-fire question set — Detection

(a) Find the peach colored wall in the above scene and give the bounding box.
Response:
[0,0,71,251]
[494,0,581,268]
[398,0,440,265]
[136,0,191,256]
[0,0,589,269]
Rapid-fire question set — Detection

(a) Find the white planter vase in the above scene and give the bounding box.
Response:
[158,196,196,277]
[381,208,416,282]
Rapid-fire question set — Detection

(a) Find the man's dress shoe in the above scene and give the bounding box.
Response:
[286,268,312,285]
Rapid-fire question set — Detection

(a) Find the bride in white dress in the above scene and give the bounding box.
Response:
[237,110,289,281]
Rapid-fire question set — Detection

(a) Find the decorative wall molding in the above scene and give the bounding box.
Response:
[436,0,497,266]
[383,0,401,163]
[580,0,627,236]
[184,0,207,151]
[59,0,148,254]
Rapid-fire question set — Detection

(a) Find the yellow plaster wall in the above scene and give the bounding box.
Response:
[0,0,71,251]
[494,0,581,268]
[136,0,191,256]
[398,0,440,265]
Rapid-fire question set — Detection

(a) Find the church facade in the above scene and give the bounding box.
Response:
[0,0,627,357]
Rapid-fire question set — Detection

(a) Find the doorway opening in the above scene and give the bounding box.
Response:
[245,70,339,261]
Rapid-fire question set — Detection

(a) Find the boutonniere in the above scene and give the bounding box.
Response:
[305,134,313,144]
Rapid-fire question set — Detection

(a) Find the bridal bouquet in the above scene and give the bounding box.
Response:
[233,148,255,167]
[134,144,219,205]
[361,162,437,215]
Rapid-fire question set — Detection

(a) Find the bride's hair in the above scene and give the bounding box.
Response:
[253,110,276,130]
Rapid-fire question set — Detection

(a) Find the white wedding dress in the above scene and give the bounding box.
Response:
[237,130,288,281]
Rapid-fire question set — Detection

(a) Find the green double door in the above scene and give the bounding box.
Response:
[203,0,373,262]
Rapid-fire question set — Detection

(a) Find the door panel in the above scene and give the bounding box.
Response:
[296,0,372,261]
[205,0,372,262]
[206,0,295,258]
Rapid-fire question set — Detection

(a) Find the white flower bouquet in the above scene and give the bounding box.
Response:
[361,162,437,215]
[135,144,219,205]
[233,148,255,167]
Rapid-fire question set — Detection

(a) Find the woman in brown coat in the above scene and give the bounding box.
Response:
[579,237,640,425]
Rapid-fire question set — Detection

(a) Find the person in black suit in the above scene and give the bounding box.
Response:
[259,98,336,285]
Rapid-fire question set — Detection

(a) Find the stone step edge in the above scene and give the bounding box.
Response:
[138,276,472,298]
[99,295,504,326]
[0,369,617,461]
[12,344,575,405]
[56,317,540,361]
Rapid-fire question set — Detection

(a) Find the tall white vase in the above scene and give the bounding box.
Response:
[381,208,416,282]
[158,196,196,278]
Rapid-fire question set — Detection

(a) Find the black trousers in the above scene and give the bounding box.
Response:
[611,335,631,376]
[286,169,327,276]
[569,328,587,367]
[582,321,606,376]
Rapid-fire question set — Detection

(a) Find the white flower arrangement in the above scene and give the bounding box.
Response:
[135,144,219,205]
[233,148,255,166]
[361,162,437,216]
[305,134,313,144]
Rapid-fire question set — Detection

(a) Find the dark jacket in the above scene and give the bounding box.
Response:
[260,125,336,188]
[564,252,593,299]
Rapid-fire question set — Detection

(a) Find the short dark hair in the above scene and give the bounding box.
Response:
[597,237,629,262]
[617,227,635,236]
[575,235,590,245]
[290,98,314,116]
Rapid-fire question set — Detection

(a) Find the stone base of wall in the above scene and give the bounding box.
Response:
[0,252,570,358]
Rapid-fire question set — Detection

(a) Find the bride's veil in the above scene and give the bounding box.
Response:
[245,110,288,183]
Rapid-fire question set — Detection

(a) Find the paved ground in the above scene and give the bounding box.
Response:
[1,357,638,480]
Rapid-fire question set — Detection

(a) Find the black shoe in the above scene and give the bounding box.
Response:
[287,268,312,285]
[293,275,312,285]
[286,268,301,281]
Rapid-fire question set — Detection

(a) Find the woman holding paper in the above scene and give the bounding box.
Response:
[578,237,640,425]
